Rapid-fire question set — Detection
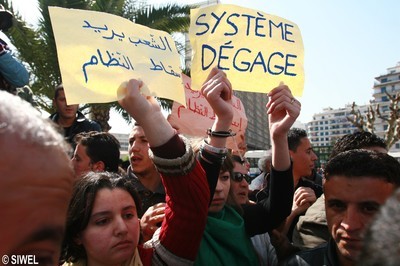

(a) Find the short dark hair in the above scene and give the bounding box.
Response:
[221,153,234,176]
[61,172,141,263]
[74,131,120,172]
[54,84,64,99]
[231,154,245,165]
[329,131,387,160]
[288,128,308,151]
[324,149,400,186]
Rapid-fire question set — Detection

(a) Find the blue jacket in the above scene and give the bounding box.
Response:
[0,40,29,88]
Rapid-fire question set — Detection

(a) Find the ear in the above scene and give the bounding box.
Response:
[92,161,105,172]
[289,150,294,160]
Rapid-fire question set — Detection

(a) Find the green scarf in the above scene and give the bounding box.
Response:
[195,205,259,265]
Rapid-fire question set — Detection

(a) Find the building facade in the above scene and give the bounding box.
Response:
[307,105,366,147]
[307,61,400,155]
[234,91,270,150]
[371,62,400,152]
[111,132,129,158]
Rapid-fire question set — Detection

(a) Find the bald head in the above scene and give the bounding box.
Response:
[0,91,74,262]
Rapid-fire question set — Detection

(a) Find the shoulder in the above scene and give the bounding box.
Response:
[283,244,327,266]
[75,111,101,131]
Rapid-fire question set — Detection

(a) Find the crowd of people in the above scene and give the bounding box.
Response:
[2,4,400,266]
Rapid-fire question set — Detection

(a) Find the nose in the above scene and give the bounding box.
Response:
[114,216,129,236]
[215,179,225,192]
[129,141,140,153]
[341,206,364,232]
[240,179,249,187]
[311,151,318,161]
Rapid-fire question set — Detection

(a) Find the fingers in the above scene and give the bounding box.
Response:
[204,66,226,84]
[201,70,232,100]
[294,187,317,206]
[140,203,166,239]
[266,84,300,115]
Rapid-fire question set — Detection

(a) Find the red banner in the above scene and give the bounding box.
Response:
[167,74,248,155]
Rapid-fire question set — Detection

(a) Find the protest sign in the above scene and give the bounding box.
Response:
[189,4,304,96]
[168,74,248,153]
[49,7,185,105]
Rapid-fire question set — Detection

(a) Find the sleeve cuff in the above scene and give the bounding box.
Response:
[149,136,196,176]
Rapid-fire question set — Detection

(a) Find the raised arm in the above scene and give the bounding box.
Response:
[243,84,300,235]
[198,68,233,201]
[202,68,233,148]
[266,84,300,170]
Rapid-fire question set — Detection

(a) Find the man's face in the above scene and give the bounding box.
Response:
[324,176,395,263]
[53,89,78,120]
[72,143,92,177]
[231,161,249,205]
[128,126,155,176]
[0,136,74,264]
[290,137,318,180]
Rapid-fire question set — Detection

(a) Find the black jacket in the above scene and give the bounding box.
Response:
[49,110,101,144]
[283,238,340,266]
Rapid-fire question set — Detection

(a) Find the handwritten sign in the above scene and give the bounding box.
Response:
[167,74,248,153]
[189,4,304,96]
[49,7,185,105]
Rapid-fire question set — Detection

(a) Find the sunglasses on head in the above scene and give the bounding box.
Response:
[232,172,251,184]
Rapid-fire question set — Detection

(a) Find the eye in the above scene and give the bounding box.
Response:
[361,202,380,214]
[95,218,110,226]
[123,212,135,220]
[327,200,346,211]
[219,174,230,181]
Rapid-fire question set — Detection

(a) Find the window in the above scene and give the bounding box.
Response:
[381,78,387,83]
[381,87,386,93]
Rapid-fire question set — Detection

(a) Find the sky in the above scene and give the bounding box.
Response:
[9,0,400,133]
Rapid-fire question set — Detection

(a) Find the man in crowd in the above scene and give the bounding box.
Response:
[50,84,101,145]
[71,131,121,178]
[292,131,388,250]
[0,91,74,263]
[284,149,400,266]
[278,128,322,242]
[249,150,272,192]
[127,123,166,241]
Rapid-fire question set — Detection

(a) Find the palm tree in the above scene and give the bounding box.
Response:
[5,0,192,130]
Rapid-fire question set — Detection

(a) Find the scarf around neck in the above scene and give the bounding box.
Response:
[195,205,259,265]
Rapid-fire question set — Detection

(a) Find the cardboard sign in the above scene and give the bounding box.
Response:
[49,7,185,105]
[168,74,248,153]
[189,4,304,96]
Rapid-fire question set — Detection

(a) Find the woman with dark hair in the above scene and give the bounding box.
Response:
[61,172,143,265]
